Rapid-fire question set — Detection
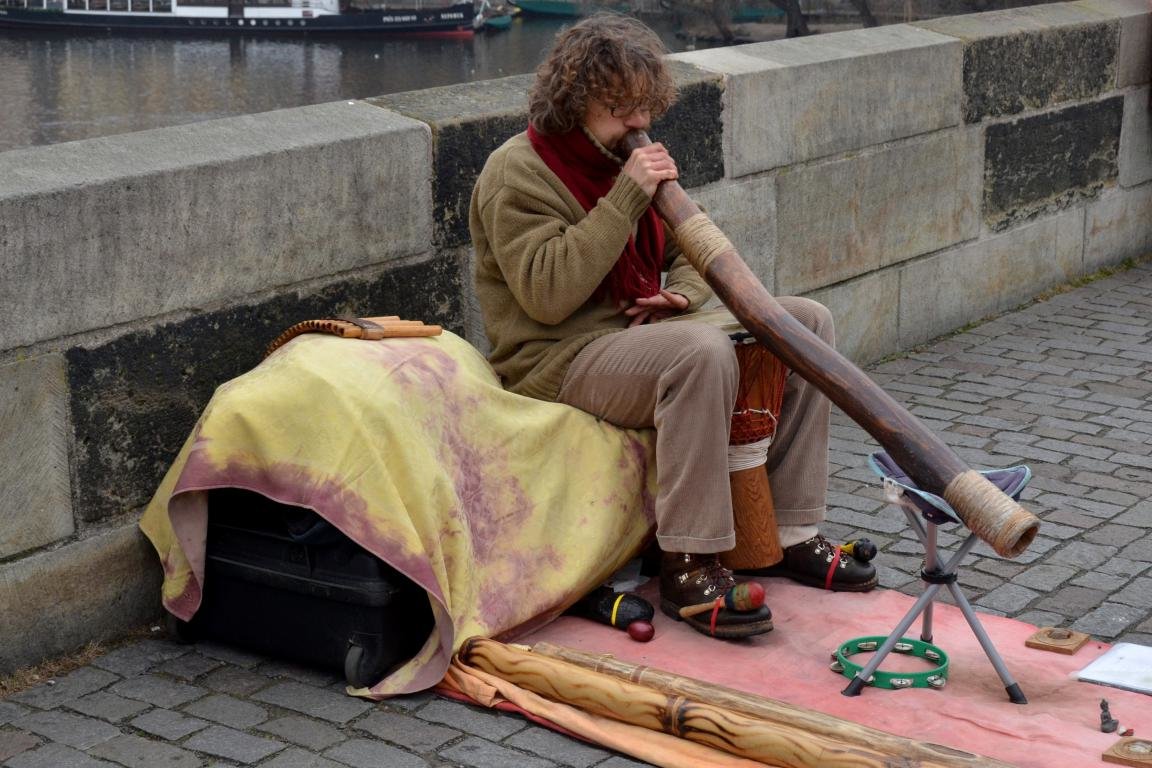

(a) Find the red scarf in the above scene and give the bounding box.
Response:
[527,125,664,305]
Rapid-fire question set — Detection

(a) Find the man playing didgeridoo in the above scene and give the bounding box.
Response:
[469,13,876,639]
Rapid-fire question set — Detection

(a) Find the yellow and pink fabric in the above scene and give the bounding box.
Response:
[140,331,656,697]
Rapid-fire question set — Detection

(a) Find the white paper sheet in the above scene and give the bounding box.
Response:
[1078,642,1152,695]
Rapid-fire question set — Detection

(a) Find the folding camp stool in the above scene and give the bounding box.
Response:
[839,451,1032,704]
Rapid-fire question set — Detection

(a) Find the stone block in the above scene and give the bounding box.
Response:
[775,128,981,295]
[898,209,1084,349]
[251,682,371,724]
[182,725,286,764]
[0,102,432,352]
[916,5,1119,122]
[65,254,464,523]
[1085,182,1152,271]
[1076,0,1152,86]
[984,98,1123,231]
[690,175,776,291]
[323,738,428,768]
[368,76,531,251]
[805,268,900,365]
[369,64,724,250]
[88,734,203,768]
[0,525,161,674]
[0,353,73,559]
[671,26,961,176]
[656,62,726,190]
[1120,87,1152,187]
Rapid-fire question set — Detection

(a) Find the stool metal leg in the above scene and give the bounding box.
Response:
[921,523,938,644]
[844,488,1026,702]
[945,576,1028,704]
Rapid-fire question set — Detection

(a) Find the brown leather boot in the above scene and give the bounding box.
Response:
[659,552,773,639]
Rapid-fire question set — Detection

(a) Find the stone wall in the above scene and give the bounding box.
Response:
[1,0,1149,672]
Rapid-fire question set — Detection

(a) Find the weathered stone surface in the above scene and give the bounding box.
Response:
[88,734,203,768]
[690,174,776,292]
[251,682,371,724]
[368,76,530,251]
[898,209,1084,349]
[11,667,121,711]
[1076,0,1152,87]
[655,62,726,191]
[805,268,900,365]
[916,5,1118,122]
[0,525,161,674]
[66,254,463,523]
[775,128,981,295]
[0,354,72,558]
[672,25,961,175]
[1120,87,1152,187]
[183,725,285,764]
[1085,182,1152,271]
[368,64,723,251]
[984,97,1122,231]
[0,102,432,352]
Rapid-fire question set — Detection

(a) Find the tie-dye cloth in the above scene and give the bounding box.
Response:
[139,331,657,697]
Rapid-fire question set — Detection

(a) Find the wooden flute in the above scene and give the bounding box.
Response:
[623,130,1039,558]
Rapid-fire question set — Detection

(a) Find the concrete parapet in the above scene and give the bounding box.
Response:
[65,254,463,525]
[0,102,433,353]
[1085,182,1152,270]
[690,175,777,292]
[0,354,73,559]
[1120,87,1152,187]
[774,128,981,295]
[1077,0,1152,87]
[916,4,1119,123]
[897,209,1084,349]
[671,25,962,176]
[983,97,1123,231]
[805,269,900,365]
[0,524,161,672]
[368,76,532,251]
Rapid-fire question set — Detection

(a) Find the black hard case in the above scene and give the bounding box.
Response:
[168,488,434,687]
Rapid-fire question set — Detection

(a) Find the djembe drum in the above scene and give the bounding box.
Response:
[723,332,788,570]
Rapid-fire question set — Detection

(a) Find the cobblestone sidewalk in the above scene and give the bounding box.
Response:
[1,261,1149,767]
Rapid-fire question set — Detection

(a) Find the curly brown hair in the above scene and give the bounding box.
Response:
[528,13,677,135]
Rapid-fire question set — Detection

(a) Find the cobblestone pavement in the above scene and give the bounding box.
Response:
[2,261,1150,767]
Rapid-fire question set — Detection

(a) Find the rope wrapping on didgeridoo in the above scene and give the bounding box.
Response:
[673,213,735,275]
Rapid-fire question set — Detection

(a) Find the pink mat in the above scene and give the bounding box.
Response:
[522,578,1150,767]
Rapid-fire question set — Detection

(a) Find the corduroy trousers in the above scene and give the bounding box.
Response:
[557,297,834,554]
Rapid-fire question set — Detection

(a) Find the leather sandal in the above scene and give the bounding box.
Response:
[659,552,773,639]
[738,535,878,592]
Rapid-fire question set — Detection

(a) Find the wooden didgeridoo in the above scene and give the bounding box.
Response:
[460,638,1015,768]
[532,642,1012,768]
[623,130,1039,558]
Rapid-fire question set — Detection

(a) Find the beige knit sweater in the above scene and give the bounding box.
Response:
[470,131,713,401]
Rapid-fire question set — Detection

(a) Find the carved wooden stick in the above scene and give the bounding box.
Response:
[460,638,1013,768]
[625,130,1039,558]
[531,641,1013,768]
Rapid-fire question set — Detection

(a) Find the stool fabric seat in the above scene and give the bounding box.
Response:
[867,452,1031,525]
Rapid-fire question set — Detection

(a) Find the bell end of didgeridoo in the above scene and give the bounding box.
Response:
[943,470,1040,559]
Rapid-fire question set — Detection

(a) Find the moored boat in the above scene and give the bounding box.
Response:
[0,0,478,33]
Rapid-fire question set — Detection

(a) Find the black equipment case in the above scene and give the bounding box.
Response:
[165,488,435,687]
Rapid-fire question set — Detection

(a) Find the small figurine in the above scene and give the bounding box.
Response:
[1100,699,1119,734]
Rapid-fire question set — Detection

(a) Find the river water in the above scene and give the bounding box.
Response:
[0,17,703,153]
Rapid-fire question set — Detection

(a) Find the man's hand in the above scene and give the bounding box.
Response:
[625,289,690,327]
[622,143,678,198]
